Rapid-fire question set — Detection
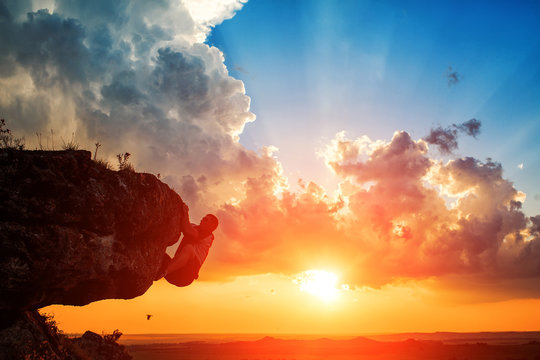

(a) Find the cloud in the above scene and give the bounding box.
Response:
[423,126,459,154]
[455,118,481,138]
[0,0,263,212]
[424,119,481,154]
[210,129,540,296]
[183,0,247,39]
[233,65,249,74]
[446,65,461,87]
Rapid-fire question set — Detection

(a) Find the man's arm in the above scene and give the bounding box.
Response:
[181,203,198,239]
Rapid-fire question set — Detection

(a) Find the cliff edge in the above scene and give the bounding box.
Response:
[0,149,183,319]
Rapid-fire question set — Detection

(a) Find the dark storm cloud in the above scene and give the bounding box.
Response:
[0,1,11,21]
[424,126,459,154]
[447,65,461,86]
[455,118,481,138]
[101,70,143,105]
[424,119,482,153]
[152,48,210,114]
[0,0,262,215]
[530,215,540,235]
[17,10,90,85]
[54,0,130,26]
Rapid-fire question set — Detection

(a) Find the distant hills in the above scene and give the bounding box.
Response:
[368,331,540,345]
[125,333,540,360]
[120,331,540,346]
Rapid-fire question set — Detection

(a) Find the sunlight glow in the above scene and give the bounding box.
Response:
[294,270,339,302]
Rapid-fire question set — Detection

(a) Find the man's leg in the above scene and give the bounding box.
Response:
[154,253,172,281]
[166,244,195,276]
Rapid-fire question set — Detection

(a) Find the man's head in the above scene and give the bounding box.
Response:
[200,214,219,233]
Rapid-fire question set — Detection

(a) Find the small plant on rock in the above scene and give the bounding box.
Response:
[116,152,134,171]
[42,312,63,336]
[93,142,101,160]
[61,133,80,150]
[95,158,112,170]
[0,118,25,150]
[103,329,123,344]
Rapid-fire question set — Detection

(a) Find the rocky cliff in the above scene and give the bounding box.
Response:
[0,310,132,360]
[0,149,183,319]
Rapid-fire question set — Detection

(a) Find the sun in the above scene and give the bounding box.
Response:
[294,270,340,302]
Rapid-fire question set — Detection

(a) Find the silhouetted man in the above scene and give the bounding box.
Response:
[161,204,219,287]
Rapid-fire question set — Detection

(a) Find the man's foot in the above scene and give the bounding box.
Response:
[154,253,172,281]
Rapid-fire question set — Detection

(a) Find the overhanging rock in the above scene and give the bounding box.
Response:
[0,149,183,314]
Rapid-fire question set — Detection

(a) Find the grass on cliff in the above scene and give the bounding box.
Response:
[41,312,128,360]
[61,133,81,150]
[117,152,135,172]
[0,118,25,150]
[0,118,140,173]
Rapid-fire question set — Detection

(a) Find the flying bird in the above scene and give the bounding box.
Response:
[446,66,461,87]
[146,314,153,320]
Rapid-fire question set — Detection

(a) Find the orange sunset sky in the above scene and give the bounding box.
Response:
[2,0,540,334]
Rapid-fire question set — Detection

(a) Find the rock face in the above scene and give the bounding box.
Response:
[0,310,132,360]
[0,149,183,316]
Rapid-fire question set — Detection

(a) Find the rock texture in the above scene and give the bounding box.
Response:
[0,310,132,360]
[69,330,132,360]
[0,149,183,316]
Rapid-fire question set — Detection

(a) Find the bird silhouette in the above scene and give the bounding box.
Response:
[146,314,153,320]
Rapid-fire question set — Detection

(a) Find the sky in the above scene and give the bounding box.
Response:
[2,0,540,334]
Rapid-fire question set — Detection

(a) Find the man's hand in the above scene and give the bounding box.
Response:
[180,203,198,239]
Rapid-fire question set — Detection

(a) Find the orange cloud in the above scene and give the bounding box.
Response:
[206,130,540,299]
